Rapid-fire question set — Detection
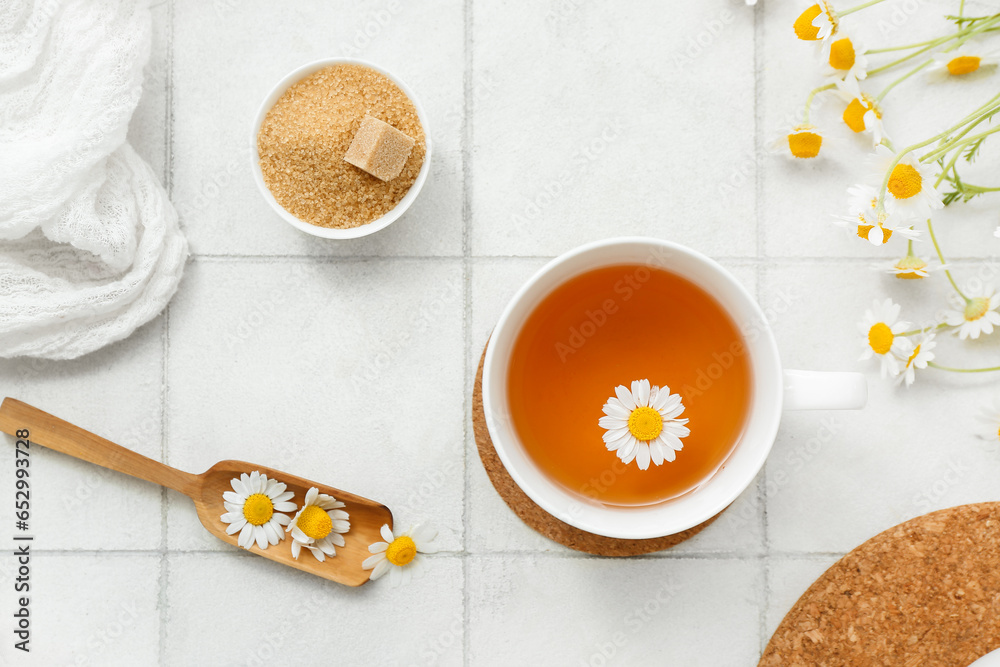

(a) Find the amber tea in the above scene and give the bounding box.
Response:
[506,264,753,506]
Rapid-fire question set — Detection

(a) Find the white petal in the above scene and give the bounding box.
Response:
[410,524,438,545]
[603,401,631,419]
[273,501,297,512]
[636,443,651,470]
[273,491,295,503]
[633,379,650,407]
[599,416,626,430]
[263,521,280,545]
[602,427,630,444]
[225,518,246,535]
[238,523,254,549]
[362,553,385,570]
[380,524,394,543]
[649,440,665,466]
[305,487,318,506]
[222,491,243,505]
[230,477,249,497]
[220,511,244,524]
[254,525,268,550]
[291,540,301,559]
[369,542,388,554]
[371,558,391,580]
[615,385,636,410]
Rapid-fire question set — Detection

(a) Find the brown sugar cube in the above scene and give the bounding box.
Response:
[343,116,416,181]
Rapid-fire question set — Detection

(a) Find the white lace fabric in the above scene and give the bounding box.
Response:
[0,0,188,359]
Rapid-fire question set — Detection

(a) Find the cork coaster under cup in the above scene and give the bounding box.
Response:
[472,344,723,556]
[760,502,1000,666]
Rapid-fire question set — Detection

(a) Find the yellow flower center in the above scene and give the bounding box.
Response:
[627,406,663,442]
[829,38,856,70]
[947,55,981,76]
[894,255,927,279]
[868,322,894,355]
[296,505,333,540]
[386,535,417,566]
[242,493,274,526]
[794,5,823,40]
[964,297,990,322]
[857,222,892,243]
[843,99,868,133]
[888,164,923,200]
[788,129,823,158]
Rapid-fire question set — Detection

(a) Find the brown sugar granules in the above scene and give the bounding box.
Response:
[257,64,426,229]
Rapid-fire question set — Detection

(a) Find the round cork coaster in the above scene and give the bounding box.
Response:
[472,344,722,556]
[760,502,1000,666]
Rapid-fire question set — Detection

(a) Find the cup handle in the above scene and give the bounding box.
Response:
[783,369,868,411]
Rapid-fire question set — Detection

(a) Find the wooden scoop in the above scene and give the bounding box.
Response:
[0,398,392,587]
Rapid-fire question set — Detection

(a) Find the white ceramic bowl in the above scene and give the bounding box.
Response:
[482,237,867,540]
[250,57,432,240]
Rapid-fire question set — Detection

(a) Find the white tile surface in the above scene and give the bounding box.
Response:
[12,0,1000,664]
[0,325,165,550]
[471,0,756,258]
[468,555,763,666]
[165,258,465,552]
[171,0,464,257]
[164,552,463,666]
[0,553,160,665]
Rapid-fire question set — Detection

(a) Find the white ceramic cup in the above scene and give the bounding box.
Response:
[482,237,867,540]
[250,57,432,240]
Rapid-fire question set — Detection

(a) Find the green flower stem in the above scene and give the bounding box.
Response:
[866,14,1000,76]
[876,60,931,102]
[839,0,887,16]
[921,123,1000,164]
[803,83,836,123]
[928,361,1000,373]
[898,322,951,337]
[877,93,1000,206]
[926,217,968,301]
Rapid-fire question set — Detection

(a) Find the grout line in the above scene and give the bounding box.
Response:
[753,2,772,657]
[28,548,846,559]
[186,253,1000,264]
[158,3,175,664]
[461,0,474,665]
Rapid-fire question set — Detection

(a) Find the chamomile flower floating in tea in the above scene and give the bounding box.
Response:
[943,288,1000,340]
[362,523,438,587]
[897,333,936,387]
[286,487,351,562]
[927,48,998,81]
[858,298,912,379]
[220,471,297,550]
[599,379,690,471]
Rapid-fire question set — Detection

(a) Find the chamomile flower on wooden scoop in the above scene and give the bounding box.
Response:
[287,487,351,562]
[220,471,297,550]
